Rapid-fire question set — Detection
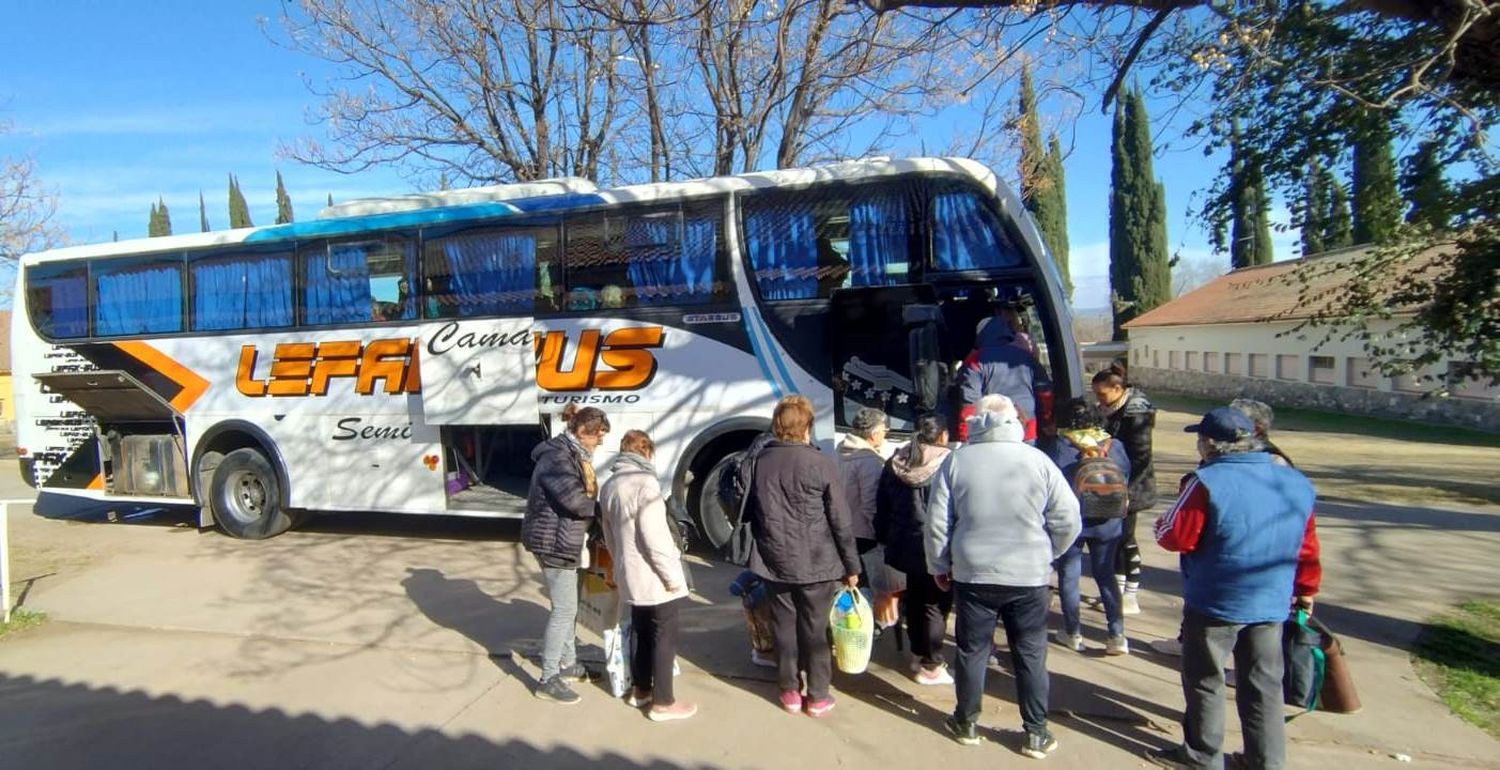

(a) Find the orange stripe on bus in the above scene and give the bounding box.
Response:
[114,341,211,413]
[87,474,104,490]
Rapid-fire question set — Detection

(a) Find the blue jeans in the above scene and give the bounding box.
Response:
[1056,518,1125,638]
[539,566,579,681]
[953,583,1051,734]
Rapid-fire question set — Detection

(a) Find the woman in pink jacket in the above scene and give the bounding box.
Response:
[600,430,696,722]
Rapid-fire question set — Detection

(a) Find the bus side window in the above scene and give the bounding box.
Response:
[423,227,552,318]
[26,264,90,339]
[930,188,1026,272]
[94,257,184,336]
[742,185,912,301]
[564,213,636,310]
[190,251,294,331]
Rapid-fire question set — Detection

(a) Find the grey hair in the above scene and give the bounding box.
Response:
[1229,398,1275,436]
[1202,434,1266,459]
[975,393,1020,419]
[850,407,888,439]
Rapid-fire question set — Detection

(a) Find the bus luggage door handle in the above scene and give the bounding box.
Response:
[465,362,482,379]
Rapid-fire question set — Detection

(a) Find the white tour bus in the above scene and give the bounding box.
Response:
[12,158,1080,546]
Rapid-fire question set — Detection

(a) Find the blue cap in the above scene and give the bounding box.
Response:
[1184,407,1255,442]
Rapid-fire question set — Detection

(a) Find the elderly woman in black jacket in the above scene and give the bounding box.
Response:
[522,404,610,704]
[747,395,860,719]
[1092,363,1157,615]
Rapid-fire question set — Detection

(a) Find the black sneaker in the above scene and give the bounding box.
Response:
[944,715,981,746]
[1143,745,1193,768]
[558,663,598,683]
[1021,729,1058,759]
[534,676,581,704]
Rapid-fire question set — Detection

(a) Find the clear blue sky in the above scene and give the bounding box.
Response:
[1,1,1296,312]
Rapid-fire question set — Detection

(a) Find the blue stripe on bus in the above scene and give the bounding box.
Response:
[505,192,608,213]
[242,202,524,243]
[752,312,800,395]
[741,310,784,399]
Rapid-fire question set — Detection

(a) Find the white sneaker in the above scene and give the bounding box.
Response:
[1106,635,1131,656]
[914,663,955,686]
[1121,591,1141,616]
[1053,630,1085,651]
[1148,638,1183,656]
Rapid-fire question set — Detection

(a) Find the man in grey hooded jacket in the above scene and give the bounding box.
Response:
[927,394,1081,758]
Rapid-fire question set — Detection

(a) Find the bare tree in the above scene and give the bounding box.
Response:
[1,124,65,268]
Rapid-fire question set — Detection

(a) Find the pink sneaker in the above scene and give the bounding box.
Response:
[778,690,803,713]
[805,696,836,718]
[648,701,698,722]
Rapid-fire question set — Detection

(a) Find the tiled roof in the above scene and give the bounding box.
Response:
[1123,243,1448,329]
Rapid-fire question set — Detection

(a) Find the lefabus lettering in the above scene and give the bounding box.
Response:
[237,339,422,397]
[535,327,664,392]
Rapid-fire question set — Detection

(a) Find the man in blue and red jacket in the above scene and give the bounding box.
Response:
[1147,407,1321,770]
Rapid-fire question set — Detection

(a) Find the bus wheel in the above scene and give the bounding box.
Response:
[695,452,741,550]
[210,448,296,539]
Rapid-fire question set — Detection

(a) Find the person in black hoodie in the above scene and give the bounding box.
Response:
[1092,363,1157,615]
[874,413,954,685]
[521,404,610,704]
[746,395,860,719]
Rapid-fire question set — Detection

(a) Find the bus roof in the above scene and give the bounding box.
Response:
[21,157,1001,265]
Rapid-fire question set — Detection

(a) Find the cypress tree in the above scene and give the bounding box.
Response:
[275,170,295,224]
[1046,135,1071,297]
[1326,179,1354,249]
[1228,126,1254,269]
[199,191,210,233]
[1402,139,1451,230]
[112,231,119,242]
[148,202,161,237]
[228,174,253,229]
[327,193,334,207]
[1301,160,1327,256]
[1251,174,1274,266]
[158,197,172,236]
[1016,66,1071,297]
[1351,113,1401,244]
[1108,87,1170,338]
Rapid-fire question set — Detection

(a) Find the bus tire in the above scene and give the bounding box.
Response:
[210,448,298,539]
[695,452,742,550]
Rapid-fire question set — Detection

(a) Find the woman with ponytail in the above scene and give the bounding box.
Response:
[1091,363,1157,616]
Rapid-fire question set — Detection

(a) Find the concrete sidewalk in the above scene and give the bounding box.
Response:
[3,491,1498,769]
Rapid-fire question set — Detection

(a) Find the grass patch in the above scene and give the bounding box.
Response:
[0,608,47,639]
[1413,601,1500,738]
[1151,393,1500,448]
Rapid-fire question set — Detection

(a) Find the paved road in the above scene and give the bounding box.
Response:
[2,462,1498,769]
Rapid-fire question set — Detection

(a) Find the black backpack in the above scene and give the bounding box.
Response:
[1068,436,1130,519]
[717,432,775,565]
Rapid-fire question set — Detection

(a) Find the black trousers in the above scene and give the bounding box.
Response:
[630,597,684,706]
[767,580,839,701]
[903,571,954,666]
[953,583,1050,734]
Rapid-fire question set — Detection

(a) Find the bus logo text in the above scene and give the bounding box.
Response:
[236,339,422,397]
[535,327,665,392]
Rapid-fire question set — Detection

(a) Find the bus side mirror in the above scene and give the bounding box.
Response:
[903,304,943,412]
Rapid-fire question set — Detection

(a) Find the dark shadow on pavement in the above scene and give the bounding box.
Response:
[1314,498,1500,534]
[0,673,720,770]
[401,567,552,690]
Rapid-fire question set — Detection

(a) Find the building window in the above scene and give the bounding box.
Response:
[1448,362,1499,400]
[1153,350,1160,368]
[1204,352,1220,373]
[1248,353,1270,378]
[1169,350,1181,370]
[1346,357,1378,389]
[1185,351,1200,371]
[1276,354,1300,381]
[1225,353,1244,376]
[1391,362,1434,393]
[1308,355,1336,384]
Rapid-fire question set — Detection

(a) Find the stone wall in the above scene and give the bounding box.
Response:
[1131,367,1500,434]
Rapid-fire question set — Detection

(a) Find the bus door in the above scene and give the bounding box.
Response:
[828,285,943,433]
[418,318,538,426]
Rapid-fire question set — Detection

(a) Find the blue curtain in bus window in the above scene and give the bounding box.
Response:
[304,243,371,324]
[95,263,183,335]
[848,194,906,286]
[29,270,88,338]
[442,232,535,316]
[931,191,1023,271]
[745,205,816,300]
[626,217,717,305]
[192,255,293,330]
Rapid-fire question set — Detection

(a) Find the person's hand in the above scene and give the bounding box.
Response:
[1294,595,1315,615]
[934,573,952,592]
[844,575,860,590]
